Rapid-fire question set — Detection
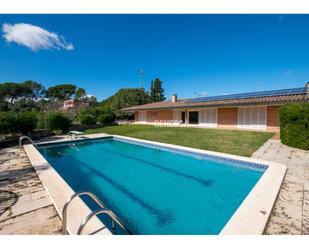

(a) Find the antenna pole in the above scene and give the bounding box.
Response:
[139,70,144,88]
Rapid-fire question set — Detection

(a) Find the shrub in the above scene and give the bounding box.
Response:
[38,112,71,133]
[15,112,37,134]
[0,101,8,112]
[79,114,96,125]
[279,103,309,150]
[0,112,37,134]
[37,112,47,129]
[0,112,13,133]
[97,113,115,124]
[78,106,101,118]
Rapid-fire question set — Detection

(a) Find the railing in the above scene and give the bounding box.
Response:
[19,136,38,150]
[62,191,130,235]
[77,208,131,235]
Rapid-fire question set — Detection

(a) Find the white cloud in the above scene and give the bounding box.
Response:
[2,23,74,51]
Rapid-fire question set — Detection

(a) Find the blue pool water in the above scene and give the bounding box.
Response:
[38,137,266,235]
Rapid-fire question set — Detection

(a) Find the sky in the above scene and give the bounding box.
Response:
[0,14,309,101]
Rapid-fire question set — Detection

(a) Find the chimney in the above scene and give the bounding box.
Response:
[172,94,177,103]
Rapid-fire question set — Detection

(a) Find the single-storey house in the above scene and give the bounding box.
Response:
[63,99,89,110]
[122,82,309,132]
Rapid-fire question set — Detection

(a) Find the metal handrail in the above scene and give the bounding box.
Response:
[19,135,38,150]
[62,191,106,234]
[77,208,131,235]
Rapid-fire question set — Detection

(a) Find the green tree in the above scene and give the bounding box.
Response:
[100,98,113,114]
[75,87,86,100]
[0,82,24,104]
[150,78,165,102]
[109,88,149,116]
[46,84,77,101]
[86,95,98,106]
[11,98,38,112]
[0,88,7,111]
[21,80,45,99]
[0,80,44,110]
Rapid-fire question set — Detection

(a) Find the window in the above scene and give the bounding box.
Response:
[199,108,218,127]
[137,111,147,122]
[173,110,181,121]
[189,111,199,124]
[238,106,266,130]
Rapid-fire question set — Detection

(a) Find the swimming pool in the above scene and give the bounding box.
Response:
[37,136,268,235]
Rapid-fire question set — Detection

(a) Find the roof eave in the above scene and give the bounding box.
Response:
[121,94,308,111]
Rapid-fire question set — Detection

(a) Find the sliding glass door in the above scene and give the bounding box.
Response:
[189,111,199,124]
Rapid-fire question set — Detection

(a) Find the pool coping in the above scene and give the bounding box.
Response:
[24,133,287,235]
[23,137,113,235]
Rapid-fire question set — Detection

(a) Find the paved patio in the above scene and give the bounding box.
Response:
[0,146,62,234]
[0,134,108,235]
[252,139,309,234]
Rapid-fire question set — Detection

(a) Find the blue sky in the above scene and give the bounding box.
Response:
[0,14,309,100]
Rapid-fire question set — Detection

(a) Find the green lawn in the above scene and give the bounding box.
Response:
[85,125,274,157]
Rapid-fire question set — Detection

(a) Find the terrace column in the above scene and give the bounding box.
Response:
[185,110,189,124]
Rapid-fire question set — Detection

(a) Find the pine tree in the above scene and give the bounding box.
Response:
[150,78,165,102]
[150,80,154,102]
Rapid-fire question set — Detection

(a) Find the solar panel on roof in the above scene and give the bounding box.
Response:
[186,87,305,103]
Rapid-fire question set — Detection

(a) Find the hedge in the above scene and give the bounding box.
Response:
[37,112,71,133]
[279,103,309,150]
[97,113,115,124]
[79,114,97,125]
[0,112,37,134]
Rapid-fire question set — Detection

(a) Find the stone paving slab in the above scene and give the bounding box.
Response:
[252,139,309,235]
[0,134,110,235]
[0,146,62,235]
[0,206,61,235]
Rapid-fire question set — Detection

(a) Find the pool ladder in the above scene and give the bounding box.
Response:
[62,191,131,235]
[19,135,38,150]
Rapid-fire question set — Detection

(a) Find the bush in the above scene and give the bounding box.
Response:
[0,112,37,134]
[0,101,8,112]
[97,113,115,124]
[78,106,101,118]
[79,114,96,125]
[38,112,71,133]
[0,112,13,133]
[279,103,309,150]
[15,112,38,134]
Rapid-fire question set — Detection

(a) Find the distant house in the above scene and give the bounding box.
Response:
[63,99,75,109]
[121,82,309,132]
[63,99,89,110]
